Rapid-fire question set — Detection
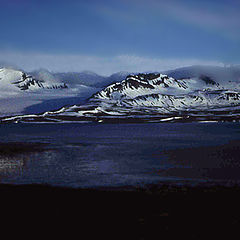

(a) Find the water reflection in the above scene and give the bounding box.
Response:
[0,156,25,174]
[0,142,52,177]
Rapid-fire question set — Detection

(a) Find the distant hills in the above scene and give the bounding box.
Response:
[30,69,130,88]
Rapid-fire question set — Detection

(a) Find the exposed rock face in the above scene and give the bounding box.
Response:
[93,73,189,100]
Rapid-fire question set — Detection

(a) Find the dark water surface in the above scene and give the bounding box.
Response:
[0,122,240,188]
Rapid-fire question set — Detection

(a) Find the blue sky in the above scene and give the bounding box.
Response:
[0,0,239,74]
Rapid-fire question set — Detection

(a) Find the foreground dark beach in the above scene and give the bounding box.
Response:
[1,183,240,239]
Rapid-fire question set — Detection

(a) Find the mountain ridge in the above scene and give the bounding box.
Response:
[3,67,240,123]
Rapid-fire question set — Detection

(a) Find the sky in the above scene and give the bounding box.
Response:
[0,0,239,75]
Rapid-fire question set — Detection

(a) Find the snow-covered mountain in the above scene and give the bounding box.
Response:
[3,68,240,123]
[89,72,240,114]
[0,68,98,117]
[93,73,197,100]
[0,68,67,92]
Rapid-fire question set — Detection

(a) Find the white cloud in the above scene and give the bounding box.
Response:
[0,51,223,76]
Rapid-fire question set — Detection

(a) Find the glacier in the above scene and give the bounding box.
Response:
[0,68,98,117]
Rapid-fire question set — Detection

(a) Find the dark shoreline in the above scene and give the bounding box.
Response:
[2,112,240,124]
[1,183,240,239]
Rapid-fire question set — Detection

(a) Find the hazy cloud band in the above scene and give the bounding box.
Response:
[0,51,224,75]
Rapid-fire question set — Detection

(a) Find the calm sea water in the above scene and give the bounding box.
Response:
[0,122,240,188]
